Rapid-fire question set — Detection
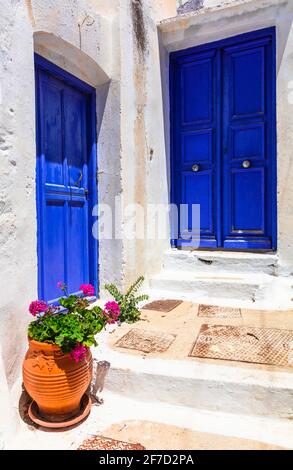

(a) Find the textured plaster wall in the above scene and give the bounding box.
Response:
[0,0,37,443]
[0,0,122,444]
[160,0,293,275]
[0,0,36,390]
[120,0,176,288]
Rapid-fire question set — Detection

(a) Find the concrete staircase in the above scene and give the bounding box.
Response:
[101,349,293,422]
[148,249,292,309]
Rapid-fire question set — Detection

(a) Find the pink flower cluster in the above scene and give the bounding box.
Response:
[70,343,88,363]
[29,300,48,316]
[103,301,120,324]
[80,283,95,296]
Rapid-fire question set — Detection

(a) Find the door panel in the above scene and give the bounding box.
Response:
[182,172,213,233]
[67,200,88,295]
[232,124,264,161]
[182,59,213,124]
[231,48,265,117]
[43,80,63,185]
[43,201,66,301]
[170,28,276,251]
[172,49,219,247]
[231,168,265,232]
[35,56,97,303]
[222,35,274,249]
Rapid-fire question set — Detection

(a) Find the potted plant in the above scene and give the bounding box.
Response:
[22,283,120,425]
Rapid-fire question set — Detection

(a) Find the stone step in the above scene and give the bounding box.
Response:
[148,270,293,309]
[99,391,293,449]
[163,249,279,275]
[149,270,268,307]
[100,348,293,421]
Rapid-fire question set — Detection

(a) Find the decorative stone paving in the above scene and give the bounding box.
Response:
[115,328,176,353]
[142,299,183,312]
[198,304,242,318]
[190,324,293,367]
[78,435,145,450]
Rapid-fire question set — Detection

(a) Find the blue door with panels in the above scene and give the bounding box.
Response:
[170,28,276,250]
[35,55,97,303]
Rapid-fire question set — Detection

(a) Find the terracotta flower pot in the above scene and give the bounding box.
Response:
[22,339,92,422]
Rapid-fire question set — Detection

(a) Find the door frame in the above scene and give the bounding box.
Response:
[35,54,98,301]
[169,27,277,251]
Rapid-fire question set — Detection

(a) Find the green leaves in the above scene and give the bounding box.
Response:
[59,294,84,311]
[28,303,106,354]
[104,276,149,324]
[104,284,123,303]
[28,276,148,353]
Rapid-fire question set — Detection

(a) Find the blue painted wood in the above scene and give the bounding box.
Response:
[170,48,219,247]
[170,27,276,250]
[35,55,98,303]
[222,32,275,250]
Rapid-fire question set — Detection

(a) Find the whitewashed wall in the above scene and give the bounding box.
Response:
[1,0,293,445]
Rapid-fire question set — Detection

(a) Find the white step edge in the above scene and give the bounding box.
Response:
[100,391,293,449]
[163,249,279,274]
[97,347,293,421]
[148,270,293,309]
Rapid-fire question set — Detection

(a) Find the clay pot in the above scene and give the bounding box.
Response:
[22,339,92,422]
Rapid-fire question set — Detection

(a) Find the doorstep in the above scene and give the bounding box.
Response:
[148,249,293,310]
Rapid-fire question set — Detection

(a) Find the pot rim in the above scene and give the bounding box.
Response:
[28,338,64,352]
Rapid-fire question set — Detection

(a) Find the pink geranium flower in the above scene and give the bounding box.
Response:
[103,301,120,324]
[29,300,48,316]
[80,283,95,296]
[70,343,87,363]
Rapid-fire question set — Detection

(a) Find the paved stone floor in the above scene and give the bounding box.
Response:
[102,421,285,450]
[109,302,293,373]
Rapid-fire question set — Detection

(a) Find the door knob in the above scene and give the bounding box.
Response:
[192,164,200,172]
[242,160,251,169]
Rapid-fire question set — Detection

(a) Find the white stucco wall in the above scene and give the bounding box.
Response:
[1,0,293,446]
[119,0,177,287]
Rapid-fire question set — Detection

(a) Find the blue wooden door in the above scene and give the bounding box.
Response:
[170,28,276,250]
[35,55,97,303]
